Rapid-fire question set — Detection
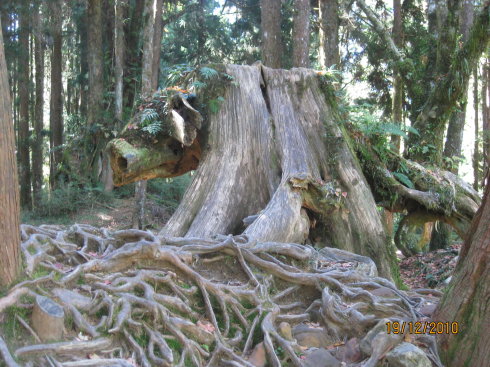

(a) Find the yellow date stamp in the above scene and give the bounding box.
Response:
[386,321,459,335]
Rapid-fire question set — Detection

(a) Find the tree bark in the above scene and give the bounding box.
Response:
[473,67,480,191]
[433,172,490,366]
[32,5,44,206]
[18,9,31,208]
[292,0,310,68]
[390,0,403,153]
[260,0,283,69]
[49,0,63,190]
[132,0,160,229]
[151,0,163,90]
[319,0,340,69]
[482,57,489,188]
[0,19,21,286]
[431,0,474,249]
[114,0,127,125]
[87,0,105,182]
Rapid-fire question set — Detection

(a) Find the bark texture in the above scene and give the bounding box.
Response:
[114,0,127,124]
[151,0,163,89]
[391,0,403,153]
[481,58,489,187]
[87,0,105,181]
[49,0,63,189]
[32,6,44,205]
[260,0,283,68]
[292,0,310,67]
[0,20,21,286]
[319,0,340,69]
[18,10,31,208]
[433,174,490,366]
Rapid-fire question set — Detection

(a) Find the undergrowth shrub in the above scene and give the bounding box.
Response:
[22,183,115,221]
[147,173,192,213]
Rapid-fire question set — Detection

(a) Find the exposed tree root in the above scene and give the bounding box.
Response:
[0,224,444,366]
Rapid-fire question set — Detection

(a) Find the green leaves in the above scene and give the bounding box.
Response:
[199,66,219,80]
[140,108,163,135]
[393,172,415,189]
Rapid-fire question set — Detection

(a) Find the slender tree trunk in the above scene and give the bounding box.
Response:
[114,0,127,124]
[49,0,63,190]
[431,0,474,249]
[473,67,480,191]
[151,0,163,90]
[132,0,160,229]
[79,8,89,119]
[0,20,21,286]
[124,0,145,109]
[260,0,283,69]
[482,57,489,187]
[292,0,310,68]
[18,10,31,208]
[434,170,490,366]
[391,0,403,153]
[32,5,44,206]
[318,0,340,69]
[86,0,104,182]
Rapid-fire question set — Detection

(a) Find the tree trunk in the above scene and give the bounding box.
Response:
[391,0,403,153]
[18,9,31,208]
[473,67,480,191]
[32,5,44,206]
[151,0,163,90]
[482,57,489,188]
[433,172,490,366]
[431,0,474,249]
[114,0,127,125]
[0,19,21,286]
[260,0,283,69]
[124,0,145,109]
[318,0,340,69]
[292,0,310,68]
[49,0,63,190]
[132,0,160,229]
[87,0,104,182]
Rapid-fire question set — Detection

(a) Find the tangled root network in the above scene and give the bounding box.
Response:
[1,224,444,367]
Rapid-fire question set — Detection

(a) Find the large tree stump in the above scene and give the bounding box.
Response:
[108,64,480,281]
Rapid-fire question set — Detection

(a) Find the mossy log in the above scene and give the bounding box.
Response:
[107,63,480,281]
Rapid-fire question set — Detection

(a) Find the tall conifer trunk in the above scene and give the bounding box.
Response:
[292,0,310,67]
[0,20,21,286]
[260,0,283,68]
[32,5,44,205]
[318,0,340,69]
[18,9,31,208]
[49,0,63,190]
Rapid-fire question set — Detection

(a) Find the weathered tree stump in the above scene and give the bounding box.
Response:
[31,295,64,342]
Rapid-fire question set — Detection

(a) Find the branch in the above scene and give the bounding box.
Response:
[409,0,490,160]
[355,0,405,63]
[162,3,201,28]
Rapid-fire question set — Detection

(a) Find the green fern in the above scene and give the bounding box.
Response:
[199,67,219,80]
[140,108,162,135]
[393,172,415,189]
[142,121,163,135]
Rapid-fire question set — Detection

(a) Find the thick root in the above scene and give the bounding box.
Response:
[0,224,444,366]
